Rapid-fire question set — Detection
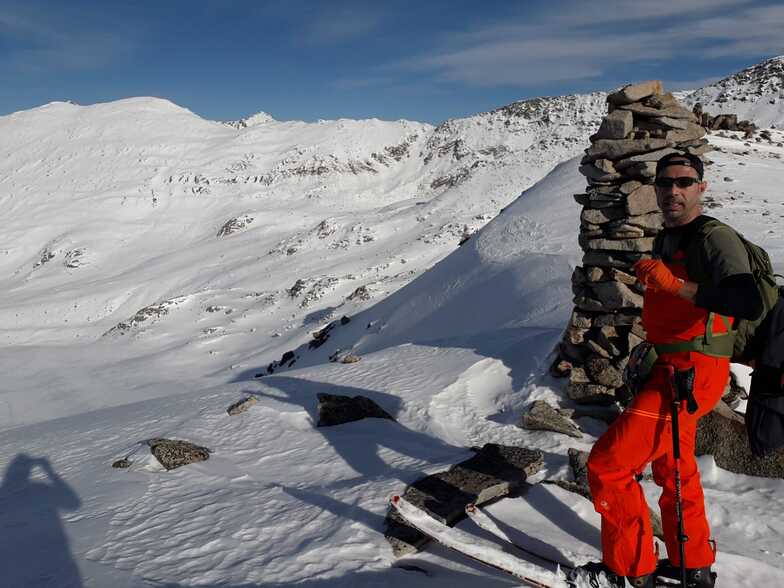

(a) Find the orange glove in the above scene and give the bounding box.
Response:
[633,259,684,295]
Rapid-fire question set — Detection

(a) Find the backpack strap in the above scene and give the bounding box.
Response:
[651,216,736,359]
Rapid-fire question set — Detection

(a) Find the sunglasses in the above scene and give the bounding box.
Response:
[654,176,702,188]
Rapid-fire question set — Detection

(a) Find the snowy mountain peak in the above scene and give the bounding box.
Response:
[683,55,784,127]
[225,111,276,129]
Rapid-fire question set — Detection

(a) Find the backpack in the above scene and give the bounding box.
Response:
[652,215,782,364]
[745,289,784,456]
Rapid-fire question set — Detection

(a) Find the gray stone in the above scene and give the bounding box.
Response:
[567,381,615,404]
[593,109,634,140]
[580,236,655,252]
[582,250,643,269]
[586,357,623,388]
[601,223,646,239]
[594,311,641,327]
[625,211,664,231]
[579,163,622,183]
[566,326,588,344]
[148,438,211,471]
[574,295,606,313]
[651,116,691,130]
[625,185,659,215]
[644,92,679,110]
[607,267,639,285]
[575,194,624,209]
[622,161,658,180]
[666,123,707,143]
[607,81,663,105]
[384,444,544,555]
[570,366,591,384]
[586,139,673,162]
[591,281,644,309]
[696,401,784,478]
[581,206,626,225]
[317,393,395,426]
[522,400,582,438]
[584,266,605,281]
[619,180,643,195]
[227,396,258,416]
[570,310,594,329]
[569,448,590,487]
[586,338,611,359]
[686,142,714,156]
[618,102,697,121]
[615,148,680,169]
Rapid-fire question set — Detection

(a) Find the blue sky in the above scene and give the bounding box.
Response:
[1,0,783,124]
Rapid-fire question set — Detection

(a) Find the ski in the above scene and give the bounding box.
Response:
[465,502,579,572]
[390,495,565,588]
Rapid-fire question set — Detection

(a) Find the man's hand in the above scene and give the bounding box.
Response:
[634,259,684,296]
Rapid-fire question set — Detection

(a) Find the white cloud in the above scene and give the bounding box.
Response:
[393,0,783,88]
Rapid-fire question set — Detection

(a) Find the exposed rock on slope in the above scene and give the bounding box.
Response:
[683,55,784,127]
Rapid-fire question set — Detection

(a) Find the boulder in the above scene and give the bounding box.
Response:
[614,148,680,169]
[618,102,697,121]
[593,109,634,140]
[581,206,626,225]
[317,393,395,426]
[625,211,664,231]
[148,438,211,471]
[591,280,644,309]
[607,81,663,106]
[665,123,707,143]
[227,396,258,416]
[582,250,643,269]
[579,163,622,183]
[619,180,643,195]
[580,236,655,253]
[586,356,624,388]
[567,380,615,404]
[522,400,582,438]
[625,185,659,216]
[385,444,544,555]
[650,116,691,130]
[696,401,784,478]
[586,139,673,162]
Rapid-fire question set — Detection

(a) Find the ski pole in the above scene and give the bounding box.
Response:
[666,364,688,588]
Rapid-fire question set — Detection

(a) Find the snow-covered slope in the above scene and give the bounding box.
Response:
[682,55,784,127]
[0,93,606,428]
[2,64,784,587]
[1,123,784,587]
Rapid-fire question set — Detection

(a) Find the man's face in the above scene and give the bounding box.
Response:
[654,164,707,227]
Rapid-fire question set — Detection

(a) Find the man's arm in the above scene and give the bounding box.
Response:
[679,273,764,320]
[677,226,764,320]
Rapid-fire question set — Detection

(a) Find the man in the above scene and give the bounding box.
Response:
[573,153,763,588]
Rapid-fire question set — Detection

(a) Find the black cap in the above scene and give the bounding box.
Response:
[656,152,704,180]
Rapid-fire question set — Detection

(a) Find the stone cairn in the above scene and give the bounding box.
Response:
[552,81,711,404]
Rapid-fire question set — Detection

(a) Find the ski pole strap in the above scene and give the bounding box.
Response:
[673,366,698,414]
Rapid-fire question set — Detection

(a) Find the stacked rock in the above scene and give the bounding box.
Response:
[555,81,711,404]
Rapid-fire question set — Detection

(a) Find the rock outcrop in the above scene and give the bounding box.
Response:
[385,444,543,555]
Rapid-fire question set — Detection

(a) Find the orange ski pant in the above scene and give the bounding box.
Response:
[587,352,728,577]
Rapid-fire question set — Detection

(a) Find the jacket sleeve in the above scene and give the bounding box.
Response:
[695,273,764,321]
[694,226,764,321]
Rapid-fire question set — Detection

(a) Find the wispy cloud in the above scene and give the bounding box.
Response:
[389,0,784,88]
[0,1,135,73]
[294,2,388,46]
